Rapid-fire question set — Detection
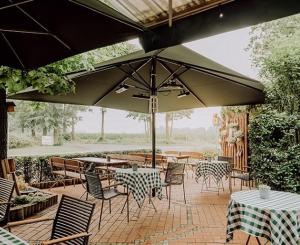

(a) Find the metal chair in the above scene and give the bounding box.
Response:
[84,169,129,230]
[162,162,186,209]
[6,195,95,245]
[0,177,14,227]
[232,166,254,190]
[218,156,254,190]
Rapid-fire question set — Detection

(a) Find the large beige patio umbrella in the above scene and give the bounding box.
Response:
[9,45,265,166]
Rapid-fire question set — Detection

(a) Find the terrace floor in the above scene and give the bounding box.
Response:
[12,172,264,245]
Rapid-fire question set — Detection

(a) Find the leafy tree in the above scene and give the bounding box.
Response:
[0,41,139,166]
[165,110,193,143]
[98,108,107,141]
[247,14,300,193]
[126,112,151,138]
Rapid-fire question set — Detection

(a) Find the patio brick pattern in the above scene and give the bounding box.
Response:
[11,171,264,244]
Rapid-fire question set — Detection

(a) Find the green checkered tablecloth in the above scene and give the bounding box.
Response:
[115,168,162,206]
[226,190,300,245]
[196,160,231,183]
[0,228,28,245]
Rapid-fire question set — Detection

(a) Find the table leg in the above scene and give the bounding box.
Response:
[229,174,232,194]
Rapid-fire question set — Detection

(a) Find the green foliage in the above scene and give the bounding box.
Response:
[14,195,33,205]
[247,14,300,193]
[14,149,155,183]
[9,134,35,149]
[249,110,300,193]
[1,42,138,94]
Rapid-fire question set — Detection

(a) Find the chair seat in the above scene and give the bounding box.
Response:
[53,170,65,176]
[103,188,124,200]
[65,171,85,180]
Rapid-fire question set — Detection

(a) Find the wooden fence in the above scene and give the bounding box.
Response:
[218,112,249,171]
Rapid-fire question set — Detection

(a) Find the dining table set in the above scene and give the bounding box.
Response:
[74,156,163,210]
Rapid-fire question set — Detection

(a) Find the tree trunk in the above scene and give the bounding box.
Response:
[165,113,170,143]
[99,108,105,141]
[31,128,36,137]
[170,115,174,137]
[42,127,47,136]
[0,88,7,178]
[21,126,25,134]
[53,128,59,145]
[71,117,75,140]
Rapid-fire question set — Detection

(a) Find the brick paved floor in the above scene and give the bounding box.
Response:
[12,171,265,244]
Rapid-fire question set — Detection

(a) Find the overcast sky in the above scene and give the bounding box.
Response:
[76,27,258,134]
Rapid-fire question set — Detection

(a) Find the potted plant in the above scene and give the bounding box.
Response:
[228,137,236,145]
[234,130,244,142]
[203,151,217,162]
[228,122,239,129]
[258,184,271,199]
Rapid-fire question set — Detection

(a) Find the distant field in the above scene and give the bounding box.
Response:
[8,142,219,157]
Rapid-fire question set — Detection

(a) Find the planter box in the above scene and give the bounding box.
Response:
[9,190,58,221]
[30,178,82,189]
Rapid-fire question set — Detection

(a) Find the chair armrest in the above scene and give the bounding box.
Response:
[41,232,91,245]
[6,217,53,228]
[103,183,123,189]
[0,202,12,205]
[232,168,248,173]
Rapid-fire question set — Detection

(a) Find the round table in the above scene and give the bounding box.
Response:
[115,168,162,206]
[195,160,232,182]
[0,227,28,245]
[226,190,300,245]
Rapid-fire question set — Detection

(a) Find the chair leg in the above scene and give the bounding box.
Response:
[183,180,186,204]
[109,199,111,214]
[165,186,168,199]
[126,191,129,223]
[246,235,251,245]
[98,199,104,230]
[246,235,262,245]
[168,185,171,209]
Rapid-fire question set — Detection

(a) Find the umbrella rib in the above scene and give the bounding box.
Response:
[1,32,25,69]
[0,28,53,36]
[158,60,207,107]
[117,66,150,89]
[0,0,33,10]
[156,64,184,90]
[93,58,152,105]
[190,65,263,92]
[159,57,261,84]
[69,0,144,31]
[128,63,150,88]
[13,2,74,53]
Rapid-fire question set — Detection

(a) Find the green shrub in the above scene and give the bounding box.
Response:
[62,133,71,142]
[14,149,159,184]
[14,195,33,205]
[249,110,300,193]
[9,134,35,149]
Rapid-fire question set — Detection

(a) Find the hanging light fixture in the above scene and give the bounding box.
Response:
[132,94,150,100]
[115,84,129,94]
[177,90,190,98]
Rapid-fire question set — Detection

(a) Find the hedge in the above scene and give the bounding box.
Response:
[13,149,158,184]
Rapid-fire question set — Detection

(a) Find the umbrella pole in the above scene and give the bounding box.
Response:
[150,58,157,169]
[151,110,156,169]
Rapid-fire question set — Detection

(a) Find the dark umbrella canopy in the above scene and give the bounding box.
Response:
[0,0,143,70]
[9,45,265,112]
[9,44,265,168]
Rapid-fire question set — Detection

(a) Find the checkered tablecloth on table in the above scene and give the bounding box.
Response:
[0,227,28,245]
[115,168,162,205]
[195,160,231,183]
[226,190,300,245]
